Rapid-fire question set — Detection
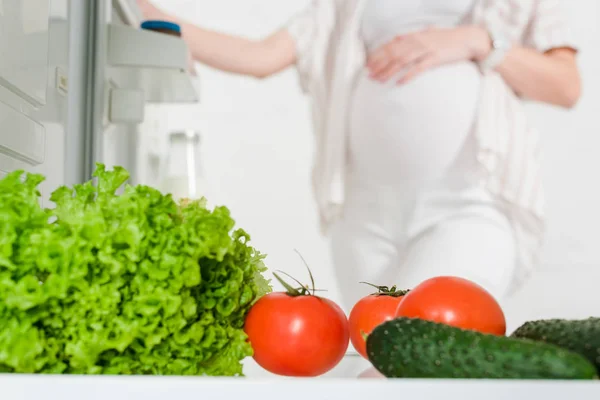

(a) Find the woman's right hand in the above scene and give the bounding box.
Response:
[134,1,297,79]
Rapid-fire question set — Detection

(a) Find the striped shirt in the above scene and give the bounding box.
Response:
[286,0,577,292]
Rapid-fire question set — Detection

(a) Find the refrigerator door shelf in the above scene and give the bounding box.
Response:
[0,0,51,107]
[107,23,199,104]
[0,101,46,166]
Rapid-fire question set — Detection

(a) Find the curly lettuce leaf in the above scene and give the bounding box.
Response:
[0,163,271,375]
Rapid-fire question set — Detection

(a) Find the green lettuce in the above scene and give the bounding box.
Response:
[0,164,271,375]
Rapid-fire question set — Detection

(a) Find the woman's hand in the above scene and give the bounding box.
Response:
[366,26,491,84]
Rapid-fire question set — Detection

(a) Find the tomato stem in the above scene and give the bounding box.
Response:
[276,270,306,290]
[294,249,316,296]
[360,282,410,297]
[273,272,303,296]
[272,251,326,297]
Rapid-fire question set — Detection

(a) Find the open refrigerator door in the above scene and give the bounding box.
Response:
[100,0,201,188]
[0,0,64,205]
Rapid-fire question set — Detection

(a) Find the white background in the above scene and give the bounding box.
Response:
[143,0,600,333]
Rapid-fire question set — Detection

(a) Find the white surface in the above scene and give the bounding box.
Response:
[0,0,50,105]
[107,23,199,103]
[2,356,600,400]
[2,374,600,400]
[139,0,599,331]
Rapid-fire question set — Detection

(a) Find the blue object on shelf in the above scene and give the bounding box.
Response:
[140,20,181,34]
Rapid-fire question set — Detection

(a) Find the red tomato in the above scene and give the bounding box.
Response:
[395,276,506,335]
[349,290,406,359]
[244,292,349,377]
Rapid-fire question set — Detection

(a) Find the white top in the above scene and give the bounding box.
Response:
[350,0,480,186]
[361,0,476,49]
[285,0,578,293]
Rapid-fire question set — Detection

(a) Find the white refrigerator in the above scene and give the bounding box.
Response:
[0,0,200,203]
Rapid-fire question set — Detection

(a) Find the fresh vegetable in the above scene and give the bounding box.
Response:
[0,164,271,375]
[395,276,506,335]
[366,317,598,380]
[244,255,349,377]
[511,317,600,373]
[348,283,408,359]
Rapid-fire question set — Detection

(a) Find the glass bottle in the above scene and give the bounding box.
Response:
[161,130,207,201]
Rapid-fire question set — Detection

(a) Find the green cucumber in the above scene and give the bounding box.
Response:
[511,317,600,373]
[366,317,597,379]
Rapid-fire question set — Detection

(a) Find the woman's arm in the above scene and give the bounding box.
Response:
[466,25,581,109]
[136,0,297,78]
[482,44,581,109]
[176,23,297,79]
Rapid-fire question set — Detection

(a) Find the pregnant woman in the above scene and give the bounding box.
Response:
[138,0,581,312]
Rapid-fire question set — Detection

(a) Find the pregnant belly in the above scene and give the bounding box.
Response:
[349,62,481,185]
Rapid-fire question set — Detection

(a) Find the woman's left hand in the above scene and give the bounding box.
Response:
[367,26,491,84]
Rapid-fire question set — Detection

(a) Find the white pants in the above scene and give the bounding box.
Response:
[329,179,517,315]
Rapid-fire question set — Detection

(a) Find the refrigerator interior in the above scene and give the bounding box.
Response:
[0,0,200,199]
